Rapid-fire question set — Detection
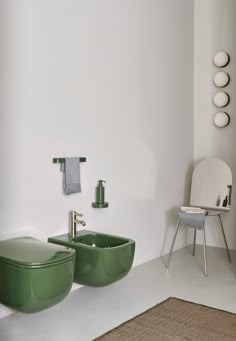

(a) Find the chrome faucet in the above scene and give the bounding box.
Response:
[70,211,86,238]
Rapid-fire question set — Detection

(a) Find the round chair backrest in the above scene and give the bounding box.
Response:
[190,158,232,211]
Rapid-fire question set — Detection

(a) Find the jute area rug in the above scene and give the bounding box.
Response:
[95,297,236,341]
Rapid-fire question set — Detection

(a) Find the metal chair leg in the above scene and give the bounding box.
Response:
[218,214,232,263]
[166,218,181,268]
[202,223,208,276]
[192,228,197,256]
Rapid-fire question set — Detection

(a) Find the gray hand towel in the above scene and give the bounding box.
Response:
[60,157,81,195]
[178,211,208,230]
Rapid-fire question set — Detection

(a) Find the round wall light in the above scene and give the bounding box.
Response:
[213,72,230,87]
[213,51,230,67]
[213,91,230,107]
[213,112,230,128]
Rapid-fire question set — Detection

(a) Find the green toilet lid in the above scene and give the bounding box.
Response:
[0,237,75,268]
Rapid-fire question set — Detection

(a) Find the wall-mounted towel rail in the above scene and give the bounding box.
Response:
[53,157,86,164]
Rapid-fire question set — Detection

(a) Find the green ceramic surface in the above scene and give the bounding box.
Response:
[75,234,128,247]
[0,237,75,313]
[48,230,135,287]
[0,237,75,267]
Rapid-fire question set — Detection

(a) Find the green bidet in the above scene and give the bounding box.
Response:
[48,230,135,287]
[0,237,75,313]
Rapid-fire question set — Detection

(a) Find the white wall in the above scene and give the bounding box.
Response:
[0,0,194,317]
[194,0,236,249]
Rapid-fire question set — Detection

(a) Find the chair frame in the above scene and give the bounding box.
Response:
[166,213,231,276]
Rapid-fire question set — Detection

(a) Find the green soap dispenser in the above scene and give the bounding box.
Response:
[92,180,109,208]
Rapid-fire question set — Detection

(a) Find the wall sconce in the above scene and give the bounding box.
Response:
[213,51,230,67]
[213,91,230,108]
[213,112,230,128]
[213,72,230,87]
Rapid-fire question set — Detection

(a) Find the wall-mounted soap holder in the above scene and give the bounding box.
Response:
[52,157,86,164]
[92,180,109,208]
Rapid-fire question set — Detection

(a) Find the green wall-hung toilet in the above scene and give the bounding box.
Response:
[0,237,75,313]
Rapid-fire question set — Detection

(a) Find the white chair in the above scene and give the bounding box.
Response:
[167,158,232,276]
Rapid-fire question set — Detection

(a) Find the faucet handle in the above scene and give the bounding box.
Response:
[72,211,83,217]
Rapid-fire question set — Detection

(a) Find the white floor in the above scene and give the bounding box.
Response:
[0,245,236,341]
